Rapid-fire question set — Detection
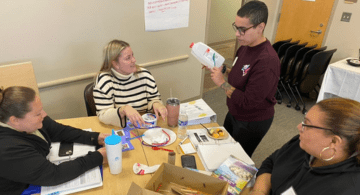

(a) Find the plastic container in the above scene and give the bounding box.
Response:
[105,130,122,174]
[190,42,225,69]
[177,109,188,139]
[142,113,157,128]
[166,98,180,127]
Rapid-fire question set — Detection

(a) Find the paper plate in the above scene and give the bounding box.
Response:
[142,128,176,146]
[207,127,229,140]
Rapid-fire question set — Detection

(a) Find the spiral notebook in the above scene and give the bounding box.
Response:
[197,142,254,172]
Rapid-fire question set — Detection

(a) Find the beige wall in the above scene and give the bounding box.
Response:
[324,0,359,62]
[207,0,240,44]
[207,0,280,45]
[0,0,208,120]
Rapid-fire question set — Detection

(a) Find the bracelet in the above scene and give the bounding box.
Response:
[250,189,267,195]
[221,65,227,74]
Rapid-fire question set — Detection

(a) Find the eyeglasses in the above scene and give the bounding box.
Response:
[301,122,336,134]
[232,22,256,35]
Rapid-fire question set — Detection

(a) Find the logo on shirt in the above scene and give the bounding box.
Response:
[241,64,250,76]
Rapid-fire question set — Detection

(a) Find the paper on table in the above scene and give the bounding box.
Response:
[186,127,235,149]
[41,166,102,195]
[180,143,196,154]
[47,128,96,162]
[197,142,254,172]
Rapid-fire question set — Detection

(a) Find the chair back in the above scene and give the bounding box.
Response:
[272,38,292,54]
[281,42,308,80]
[291,46,327,86]
[298,49,337,94]
[84,82,96,116]
[0,61,40,95]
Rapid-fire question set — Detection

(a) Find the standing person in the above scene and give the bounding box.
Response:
[93,39,167,128]
[0,86,108,195]
[250,98,360,195]
[210,1,280,157]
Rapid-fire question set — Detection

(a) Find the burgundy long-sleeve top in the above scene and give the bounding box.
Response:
[227,39,280,122]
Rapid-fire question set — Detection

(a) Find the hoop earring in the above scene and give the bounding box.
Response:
[320,147,336,161]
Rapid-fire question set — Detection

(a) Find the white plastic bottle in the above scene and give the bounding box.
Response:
[177,109,188,139]
[190,42,225,69]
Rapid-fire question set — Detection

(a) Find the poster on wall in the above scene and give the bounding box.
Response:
[144,0,190,31]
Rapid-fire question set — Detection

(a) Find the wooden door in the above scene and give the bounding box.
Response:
[274,0,336,47]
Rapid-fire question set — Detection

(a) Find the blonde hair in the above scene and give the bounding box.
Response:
[317,98,360,163]
[0,86,35,122]
[96,39,141,80]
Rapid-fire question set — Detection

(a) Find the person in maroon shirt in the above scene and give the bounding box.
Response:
[210,1,280,157]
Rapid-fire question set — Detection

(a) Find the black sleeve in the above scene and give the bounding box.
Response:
[257,135,300,176]
[41,116,100,146]
[0,137,103,186]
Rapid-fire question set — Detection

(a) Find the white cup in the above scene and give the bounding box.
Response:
[105,130,122,174]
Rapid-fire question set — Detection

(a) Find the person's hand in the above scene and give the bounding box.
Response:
[97,147,107,164]
[153,102,167,121]
[122,105,145,127]
[210,66,226,87]
[98,133,110,146]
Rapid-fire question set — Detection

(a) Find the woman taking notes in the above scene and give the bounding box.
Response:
[93,39,167,128]
[250,98,360,195]
[0,86,107,194]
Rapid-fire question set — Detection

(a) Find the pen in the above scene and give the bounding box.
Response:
[179,135,189,145]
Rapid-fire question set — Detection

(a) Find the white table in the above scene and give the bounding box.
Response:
[317,58,360,102]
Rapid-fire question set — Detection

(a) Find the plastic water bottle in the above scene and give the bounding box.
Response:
[190,42,225,69]
[177,110,188,139]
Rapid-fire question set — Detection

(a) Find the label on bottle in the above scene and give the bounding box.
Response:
[178,120,188,126]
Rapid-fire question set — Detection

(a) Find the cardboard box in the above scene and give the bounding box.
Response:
[140,163,228,195]
[127,182,161,195]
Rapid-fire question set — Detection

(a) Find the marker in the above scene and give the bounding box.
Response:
[179,135,189,145]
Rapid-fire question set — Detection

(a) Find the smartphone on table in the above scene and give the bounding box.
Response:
[58,141,74,157]
[181,154,197,169]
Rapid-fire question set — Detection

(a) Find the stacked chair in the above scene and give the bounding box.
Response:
[282,43,317,110]
[291,48,337,113]
[273,40,300,104]
[273,39,337,114]
[272,38,292,53]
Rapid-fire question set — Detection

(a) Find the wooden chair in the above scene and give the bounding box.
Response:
[0,61,39,95]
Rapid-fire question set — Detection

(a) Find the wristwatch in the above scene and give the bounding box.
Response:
[221,65,227,74]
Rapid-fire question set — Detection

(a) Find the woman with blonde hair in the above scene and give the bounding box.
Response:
[250,98,360,195]
[93,39,167,127]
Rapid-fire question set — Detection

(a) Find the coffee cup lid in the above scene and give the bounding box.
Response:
[105,129,122,145]
[166,98,180,106]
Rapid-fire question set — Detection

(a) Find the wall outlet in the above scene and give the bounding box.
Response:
[341,12,352,22]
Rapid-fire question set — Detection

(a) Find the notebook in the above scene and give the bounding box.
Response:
[197,142,254,172]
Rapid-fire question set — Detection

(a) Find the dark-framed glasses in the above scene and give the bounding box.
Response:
[301,121,336,134]
[232,22,256,35]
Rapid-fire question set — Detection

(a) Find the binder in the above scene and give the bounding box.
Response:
[180,99,217,125]
[197,142,254,172]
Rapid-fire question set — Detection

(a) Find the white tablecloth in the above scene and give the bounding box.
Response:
[317,58,360,102]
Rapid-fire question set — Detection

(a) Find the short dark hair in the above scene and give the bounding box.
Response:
[237,0,268,26]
